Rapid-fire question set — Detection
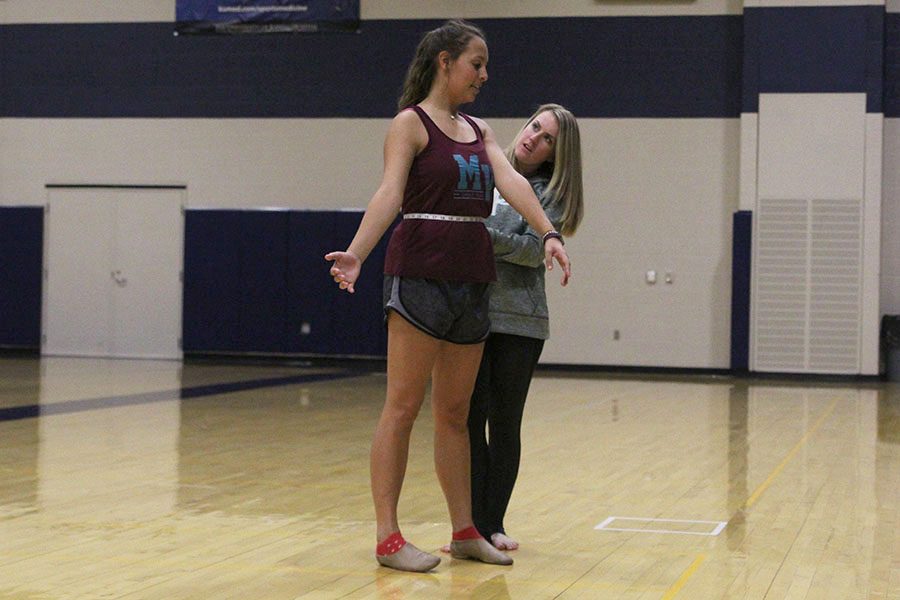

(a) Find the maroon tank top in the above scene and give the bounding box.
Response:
[383,106,496,282]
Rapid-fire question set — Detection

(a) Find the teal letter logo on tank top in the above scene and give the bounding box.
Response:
[453,154,484,191]
[453,154,493,204]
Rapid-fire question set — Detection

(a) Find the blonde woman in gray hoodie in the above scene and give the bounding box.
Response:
[469,104,584,551]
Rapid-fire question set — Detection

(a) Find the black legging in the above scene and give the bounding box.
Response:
[468,332,545,538]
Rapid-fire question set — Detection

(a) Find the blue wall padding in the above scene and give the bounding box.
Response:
[238,211,291,353]
[182,210,244,351]
[286,211,394,356]
[287,211,339,354]
[326,211,393,356]
[184,209,393,356]
[0,17,742,118]
[183,209,291,353]
[730,211,752,372]
[0,207,43,348]
[743,5,884,113]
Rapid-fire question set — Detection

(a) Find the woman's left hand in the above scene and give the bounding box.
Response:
[544,238,571,286]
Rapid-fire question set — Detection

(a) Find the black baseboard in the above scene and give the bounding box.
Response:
[536,362,885,386]
[183,352,387,372]
[537,363,731,377]
[0,347,40,357]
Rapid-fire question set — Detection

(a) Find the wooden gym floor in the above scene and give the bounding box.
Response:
[0,356,897,599]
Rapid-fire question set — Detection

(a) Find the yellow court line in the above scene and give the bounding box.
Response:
[659,397,839,599]
[743,397,839,510]
[661,553,706,600]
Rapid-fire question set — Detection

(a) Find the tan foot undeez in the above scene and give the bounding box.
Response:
[450,537,513,566]
[375,532,440,573]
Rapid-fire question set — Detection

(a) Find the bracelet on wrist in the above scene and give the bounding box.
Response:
[542,230,564,246]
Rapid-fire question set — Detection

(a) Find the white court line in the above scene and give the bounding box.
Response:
[595,516,727,536]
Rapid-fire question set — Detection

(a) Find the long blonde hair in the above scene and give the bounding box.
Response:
[505,104,584,237]
[397,19,486,111]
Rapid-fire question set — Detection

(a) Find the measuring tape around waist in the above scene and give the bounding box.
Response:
[403,213,486,223]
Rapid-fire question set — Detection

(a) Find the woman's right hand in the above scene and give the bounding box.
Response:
[324,250,361,294]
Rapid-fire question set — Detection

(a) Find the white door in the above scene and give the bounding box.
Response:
[44,187,185,359]
[111,191,184,358]
[43,189,116,357]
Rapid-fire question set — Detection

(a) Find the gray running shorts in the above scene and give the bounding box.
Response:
[383,275,490,345]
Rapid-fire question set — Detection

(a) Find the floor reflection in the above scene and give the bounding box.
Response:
[0,358,40,518]
[37,358,182,521]
[726,383,748,552]
[878,386,900,444]
[872,387,900,594]
[175,374,379,518]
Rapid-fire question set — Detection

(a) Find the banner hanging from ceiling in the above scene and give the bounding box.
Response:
[176,0,359,34]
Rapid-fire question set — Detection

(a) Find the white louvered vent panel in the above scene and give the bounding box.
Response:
[808,200,862,373]
[753,200,808,372]
[752,199,863,374]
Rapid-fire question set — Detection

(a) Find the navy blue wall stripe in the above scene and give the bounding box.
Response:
[0,207,43,348]
[477,16,742,118]
[0,17,742,118]
[3,14,898,118]
[741,9,760,115]
[743,5,884,113]
[887,12,900,117]
[730,210,752,372]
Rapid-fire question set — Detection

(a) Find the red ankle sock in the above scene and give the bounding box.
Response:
[452,526,482,541]
[376,532,406,556]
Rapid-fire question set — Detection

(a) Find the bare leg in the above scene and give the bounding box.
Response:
[371,313,440,542]
[372,314,510,566]
[431,338,513,566]
[430,339,485,532]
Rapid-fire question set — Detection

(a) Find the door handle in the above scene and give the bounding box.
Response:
[111,270,128,287]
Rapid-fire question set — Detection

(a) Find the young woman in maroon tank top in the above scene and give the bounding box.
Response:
[325,19,570,573]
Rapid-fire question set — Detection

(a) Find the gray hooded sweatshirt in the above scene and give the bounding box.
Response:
[487,172,564,340]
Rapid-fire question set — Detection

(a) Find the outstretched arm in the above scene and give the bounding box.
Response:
[325,111,422,293]
[478,119,571,285]
[490,181,563,267]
